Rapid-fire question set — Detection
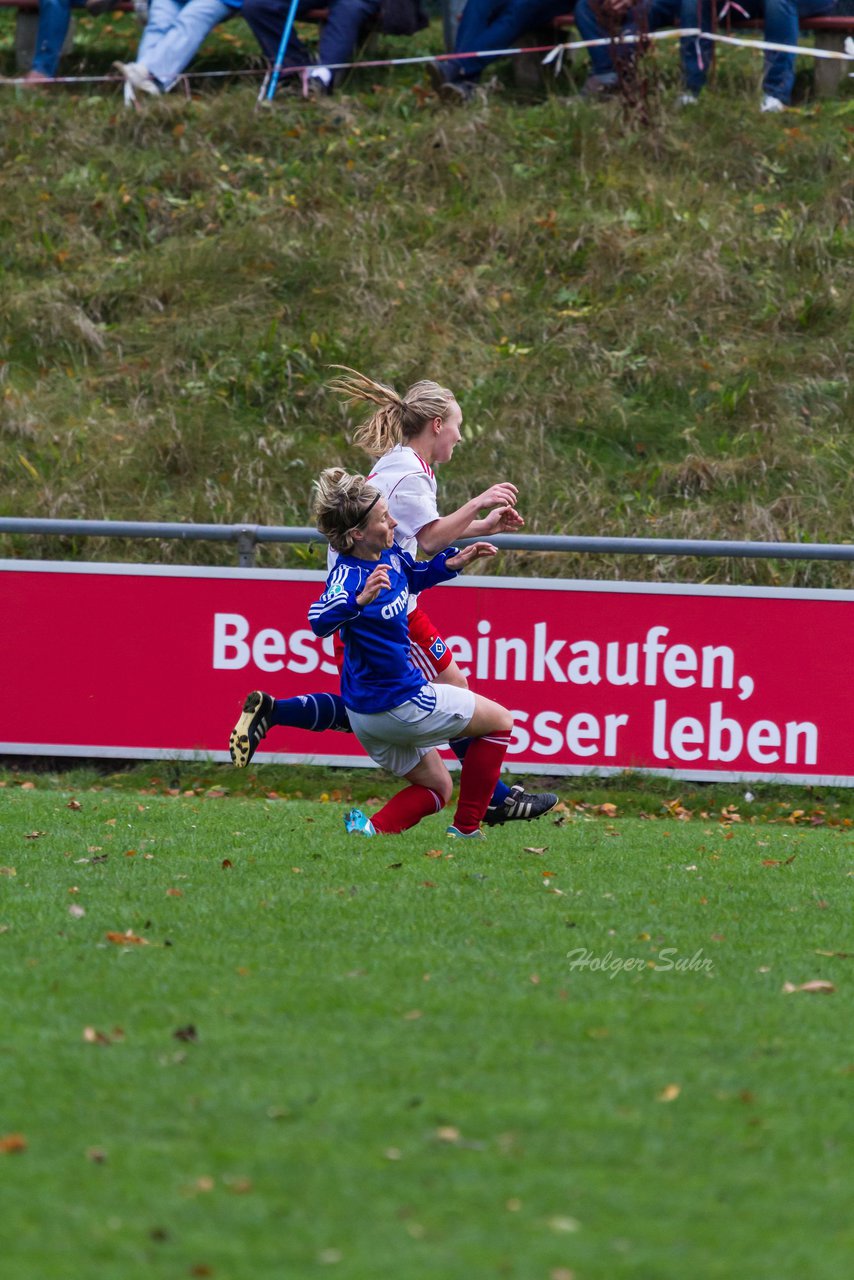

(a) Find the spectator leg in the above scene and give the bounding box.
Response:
[29,0,86,78]
[451,0,567,82]
[760,0,836,103]
[136,0,233,90]
[241,0,316,67]
[316,0,381,76]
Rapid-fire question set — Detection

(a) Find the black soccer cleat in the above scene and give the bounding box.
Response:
[229,691,274,768]
[483,783,559,826]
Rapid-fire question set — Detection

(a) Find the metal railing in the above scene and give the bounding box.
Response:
[0,517,853,569]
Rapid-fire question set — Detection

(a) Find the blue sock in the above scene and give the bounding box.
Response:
[271,693,351,733]
[449,737,510,807]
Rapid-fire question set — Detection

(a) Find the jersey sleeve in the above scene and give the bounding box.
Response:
[308,563,363,638]
[397,545,460,594]
[388,473,440,545]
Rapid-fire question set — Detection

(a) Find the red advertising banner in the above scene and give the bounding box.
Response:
[2,560,852,784]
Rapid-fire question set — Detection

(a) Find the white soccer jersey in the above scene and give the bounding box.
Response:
[366,446,439,558]
[326,447,441,601]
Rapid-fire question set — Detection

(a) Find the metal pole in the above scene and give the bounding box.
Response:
[266,0,302,102]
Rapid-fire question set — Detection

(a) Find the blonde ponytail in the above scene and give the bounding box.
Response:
[329,365,457,460]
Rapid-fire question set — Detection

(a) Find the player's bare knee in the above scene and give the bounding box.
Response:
[435,775,453,806]
[496,706,514,736]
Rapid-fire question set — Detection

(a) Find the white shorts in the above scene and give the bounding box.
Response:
[347,683,476,777]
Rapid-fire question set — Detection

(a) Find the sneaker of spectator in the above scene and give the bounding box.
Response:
[427,57,478,102]
[760,93,786,112]
[114,58,162,106]
[581,72,620,98]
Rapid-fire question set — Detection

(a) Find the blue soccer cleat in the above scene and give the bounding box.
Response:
[345,808,376,836]
[446,825,486,839]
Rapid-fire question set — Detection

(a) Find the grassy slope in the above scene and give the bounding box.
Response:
[1,788,852,1279]
[1,17,853,587]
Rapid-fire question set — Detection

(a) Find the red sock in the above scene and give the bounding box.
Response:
[371,784,445,835]
[452,734,510,833]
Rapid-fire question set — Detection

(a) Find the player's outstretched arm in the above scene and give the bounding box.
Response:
[445,542,498,570]
[416,482,520,554]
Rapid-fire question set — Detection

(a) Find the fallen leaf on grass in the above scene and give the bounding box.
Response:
[83,1026,109,1044]
[424,849,443,859]
[173,1025,198,1042]
[524,846,547,854]
[105,930,148,946]
[402,1009,422,1021]
[25,831,47,840]
[657,1083,681,1102]
[0,867,16,877]
[815,950,852,959]
[547,1216,580,1233]
[782,980,835,995]
[68,904,86,919]
[0,1133,27,1154]
[221,859,233,869]
[435,1126,460,1143]
[66,799,82,810]
[85,1147,107,1163]
[166,888,183,897]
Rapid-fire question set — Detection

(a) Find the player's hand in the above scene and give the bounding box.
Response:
[356,565,390,606]
[446,542,498,570]
[477,482,519,510]
[480,504,525,534]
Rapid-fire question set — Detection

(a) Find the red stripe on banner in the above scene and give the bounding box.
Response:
[2,561,852,783]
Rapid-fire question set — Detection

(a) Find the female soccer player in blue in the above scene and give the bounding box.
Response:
[229,368,557,826]
[307,467,513,838]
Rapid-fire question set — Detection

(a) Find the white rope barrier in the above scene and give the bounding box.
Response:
[0,27,852,91]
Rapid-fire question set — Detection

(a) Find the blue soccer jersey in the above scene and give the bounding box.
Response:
[308,544,460,713]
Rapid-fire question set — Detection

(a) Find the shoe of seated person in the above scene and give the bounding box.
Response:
[760,94,785,113]
[345,808,376,836]
[306,69,333,99]
[581,73,620,99]
[113,61,161,96]
[483,784,559,827]
[444,80,477,103]
[229,691,275,768]
[446,825,486,839]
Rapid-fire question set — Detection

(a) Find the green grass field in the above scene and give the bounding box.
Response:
[2,16,852,1274]
[2,781,851,1279]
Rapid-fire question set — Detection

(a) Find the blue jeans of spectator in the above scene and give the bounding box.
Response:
[31,0,85,78]
[137,0,233,89]
[740,0,837,102]
[575,0,714,92]
[449,0,568,81]
[318,0,381,69]
[241,0,319,68]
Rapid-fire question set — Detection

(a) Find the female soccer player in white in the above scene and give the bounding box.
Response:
[230,369,557,825]
[328,368,557,825]
[308,468,512,838]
